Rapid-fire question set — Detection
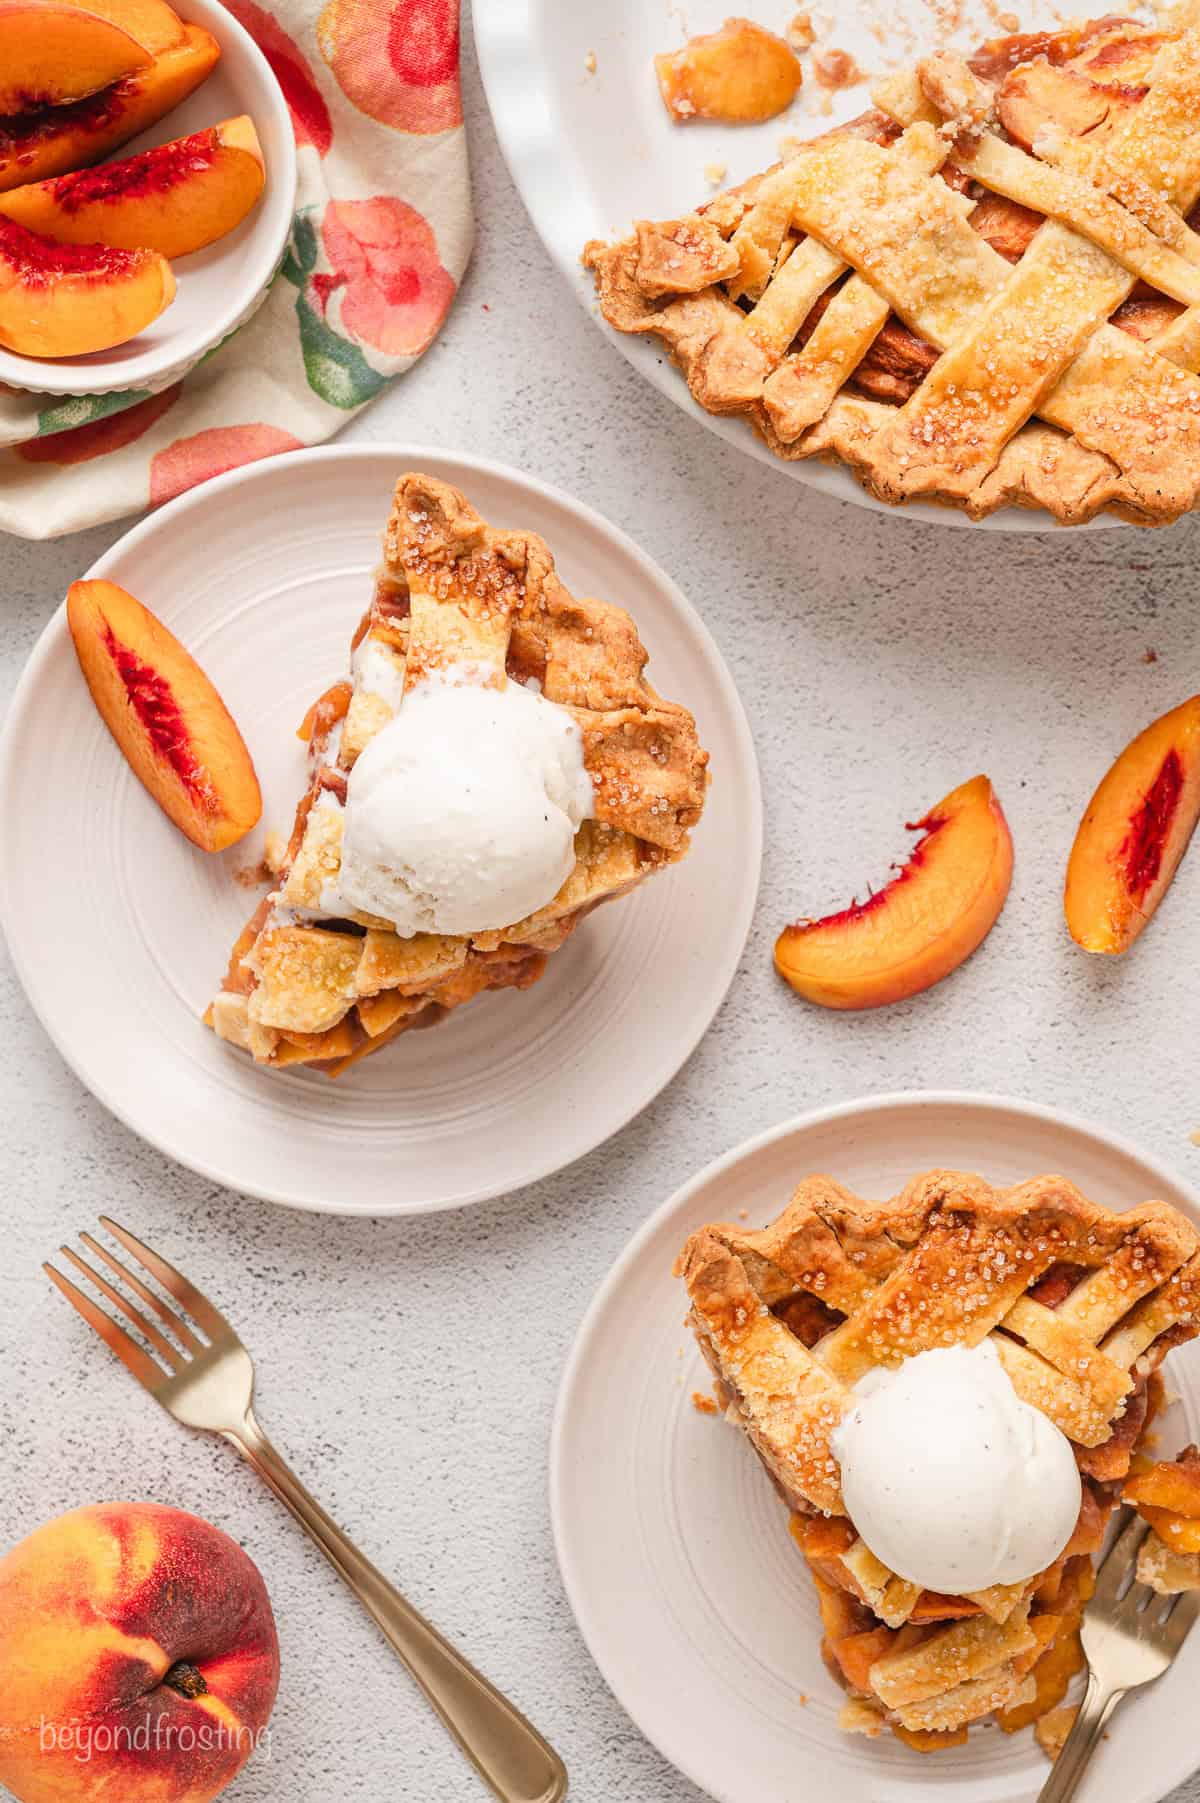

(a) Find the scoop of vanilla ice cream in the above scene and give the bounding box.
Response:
[336,672,594,936]
[831,1340,1081,1594]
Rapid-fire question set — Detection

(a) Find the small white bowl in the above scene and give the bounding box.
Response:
[0,0,297,396]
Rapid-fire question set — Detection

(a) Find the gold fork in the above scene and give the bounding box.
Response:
[1038,1509,1200,1802]
[46,1217,568,1803]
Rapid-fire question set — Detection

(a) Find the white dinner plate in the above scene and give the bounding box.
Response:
[474,0,1123,533]
[552,1092,1200,1803]
[0,446,760,1215]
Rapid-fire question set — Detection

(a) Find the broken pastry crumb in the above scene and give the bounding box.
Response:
[704,160,728,186]
[1191,1129,1200,1146]
[692,1391,720,1416]
[812,46,865,89]
[235,846,281,889]
[584,49,597,74]
[788,10,815,50]
[1036,1705,1078,1761]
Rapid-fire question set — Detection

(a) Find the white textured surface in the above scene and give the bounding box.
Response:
[2,8,1200,1802]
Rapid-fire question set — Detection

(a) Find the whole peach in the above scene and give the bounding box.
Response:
[0,1502,280,1803]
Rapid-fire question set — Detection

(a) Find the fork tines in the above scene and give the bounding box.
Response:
[1092,1505,1200,1649]
[1093,1508,1154,1602]
[45,1217,229,1392]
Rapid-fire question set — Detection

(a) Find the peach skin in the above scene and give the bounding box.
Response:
[0,117,266,258]
[68,579,262,852]
[0,217,174,356]
[0,25,221,192]
[775,775,1014,1009]
[1065,696,1200,955]
[59,0,185,53]
[0,1,150,114]
[0,1501,279,1803]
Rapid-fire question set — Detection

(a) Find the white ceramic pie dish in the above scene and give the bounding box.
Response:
[552,1092,1200,1803]
[0,445,761,1215]
[474,0,1126,534]
[0,0,297,397]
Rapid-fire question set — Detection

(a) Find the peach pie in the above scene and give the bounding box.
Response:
[587,14,1200,524]
[207,474,708,1074]
[677,1170,1200,1752]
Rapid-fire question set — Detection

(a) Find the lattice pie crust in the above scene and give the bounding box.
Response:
[588,15,1200,523]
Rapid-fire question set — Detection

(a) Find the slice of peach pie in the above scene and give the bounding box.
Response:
[206,474,709,1075]
[676,1171,1200,1754]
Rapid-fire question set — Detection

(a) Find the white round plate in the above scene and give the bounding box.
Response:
[0,0,297,396]
[552,1092,1200,1803]
[474,0,1122,534]
[0,445,760,1215]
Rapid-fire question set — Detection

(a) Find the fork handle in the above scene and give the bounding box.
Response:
[1037,1671,1125,1803]
[226,1411,567,1803]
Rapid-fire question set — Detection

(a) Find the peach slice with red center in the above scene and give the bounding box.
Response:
[1064,696,1200,955]
[0,117,265,258]
[0,1,151,114]
[775,775,1014,1010]
[0,216,174,356]
[68,579,262,852]
[0,24,220,193]
[655,17,802,124]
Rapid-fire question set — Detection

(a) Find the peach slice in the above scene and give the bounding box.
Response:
[1125,1448,1200,1519]
[0,117,265,258]
[0,24,220,193]
[67,579,262,852]
[297,677,351,743]
[1133,1505,1200,1552]
[994,26,1160,153]
[1064,697,1200,955]
[0,2,150,114]
[775,775,1014,1010]
[997,58,1146,152]
[0,216,174,355]
[655,18,802,124]
[59,0,185,53]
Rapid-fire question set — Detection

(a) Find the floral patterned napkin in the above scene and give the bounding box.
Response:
[0,0,472,539]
